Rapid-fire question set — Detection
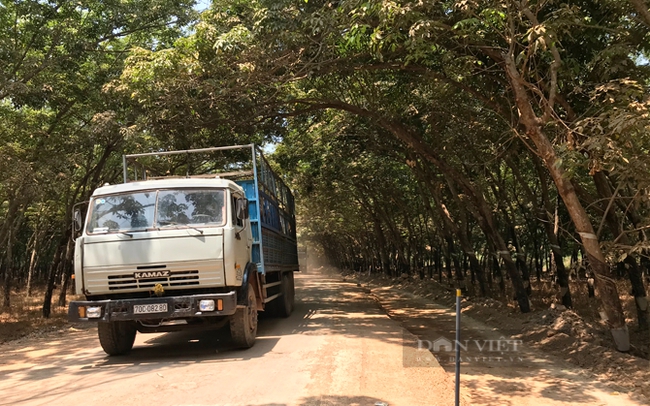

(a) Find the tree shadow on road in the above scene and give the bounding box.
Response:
[297,395,391,406]
[0,323,280,405]
[285,274,406,347]
[250,395,391,406]
[379,283,646,406]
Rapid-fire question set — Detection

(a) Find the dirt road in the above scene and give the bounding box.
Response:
[370,284,646,406]
[0,270,459,406]
[4,269,644,406]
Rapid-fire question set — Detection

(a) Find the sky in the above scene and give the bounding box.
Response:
[194,0,211,12]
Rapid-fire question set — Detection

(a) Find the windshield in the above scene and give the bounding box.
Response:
[157,190,225,227]
[87,189,226,234]
[88,192,156,233]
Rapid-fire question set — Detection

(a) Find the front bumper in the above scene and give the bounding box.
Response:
[68,292,237,322]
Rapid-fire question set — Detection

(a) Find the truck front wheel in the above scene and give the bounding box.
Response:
[230,283,258,348]
[98,321,137,356]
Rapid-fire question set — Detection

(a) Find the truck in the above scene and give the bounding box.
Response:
[68,144,299,355]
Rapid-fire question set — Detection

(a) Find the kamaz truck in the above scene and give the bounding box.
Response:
[68,145,298,355]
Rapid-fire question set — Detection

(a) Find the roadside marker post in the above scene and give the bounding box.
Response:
[455,288,461,406]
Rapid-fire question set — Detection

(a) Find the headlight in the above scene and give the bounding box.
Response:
[199,300,215,312]
[86,306,102,318]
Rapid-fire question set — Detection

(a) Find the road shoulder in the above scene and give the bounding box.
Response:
[357,274,648,406]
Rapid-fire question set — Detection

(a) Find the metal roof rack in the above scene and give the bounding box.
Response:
[122,144,257,183]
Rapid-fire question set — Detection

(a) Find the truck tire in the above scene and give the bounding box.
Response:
[265,272,295,318]
[230,283,258,348]
[276,272,295,318]
[98,321,137,356]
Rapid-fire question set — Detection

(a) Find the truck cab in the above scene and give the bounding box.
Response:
[69,145,298,355]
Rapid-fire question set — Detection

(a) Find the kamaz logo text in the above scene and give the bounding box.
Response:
[134,271,170,279]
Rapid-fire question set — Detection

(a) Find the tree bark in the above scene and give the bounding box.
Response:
[628,0,650,28]
[26,246,37,297]
[43,241,67,318]
[435,246,443,283]
[417,172,487,295]
[2,229,13,309]
[487,174,533,297]
[593,171,649,330]
[527,157,573,308]
[57,243,75,307]
[503,53,629,350]
[372,216,391,276]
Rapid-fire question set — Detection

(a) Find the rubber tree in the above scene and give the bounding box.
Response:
[489,4,629,349]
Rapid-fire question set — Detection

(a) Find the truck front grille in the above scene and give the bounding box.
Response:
[108,270,200,291]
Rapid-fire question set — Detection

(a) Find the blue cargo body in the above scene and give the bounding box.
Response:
[235,147,298,275]
[236,165,298,274]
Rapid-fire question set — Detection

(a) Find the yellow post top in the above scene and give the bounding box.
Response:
[456,289,462,297]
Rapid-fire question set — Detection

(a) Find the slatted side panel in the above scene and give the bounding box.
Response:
[256,154,298,272]
[261,227,299,271]
[256,155,297,242]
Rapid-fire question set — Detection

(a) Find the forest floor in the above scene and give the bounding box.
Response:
[346,269,650,404]
[0,286,72,344]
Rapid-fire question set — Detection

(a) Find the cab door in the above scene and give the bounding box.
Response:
[231,191,252,284]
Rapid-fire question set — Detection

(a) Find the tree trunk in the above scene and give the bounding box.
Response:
[492,255,505,294]
[486,170,533,297]
[57,241,75,307]
[372,217,391,276]
[628,0,650,28]
[436,247,443,283]
[509,224,532,295]
[26,247,38,298]
[2,229,12,310]
[592,171,649,330]
[509,155,572,306]
[43,242,66,318]
[444,240,453,284]
[504,54,629,350]
[447,237,464,287]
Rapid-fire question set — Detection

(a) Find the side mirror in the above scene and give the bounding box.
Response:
[71,201,88,241]
[236,198,249,220]
[73,209,83,232]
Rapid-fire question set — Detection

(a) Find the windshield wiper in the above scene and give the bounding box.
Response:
[106,228,151,238]
[102,230,134,238]
[156,221,204,235]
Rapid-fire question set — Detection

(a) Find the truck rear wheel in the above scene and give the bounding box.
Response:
[276,272,295,318]
[265,272,295,318]
[230,283,258,348]
[98,321,137,356]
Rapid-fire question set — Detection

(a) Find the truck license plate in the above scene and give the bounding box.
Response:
[133,303,168,314]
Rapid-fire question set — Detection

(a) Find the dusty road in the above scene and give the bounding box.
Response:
[371,284,646,406]
[0,270,458,406]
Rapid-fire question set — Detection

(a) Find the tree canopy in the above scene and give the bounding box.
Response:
[2,0,650,350]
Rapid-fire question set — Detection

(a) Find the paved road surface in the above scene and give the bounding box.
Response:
[0,270,458,406]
